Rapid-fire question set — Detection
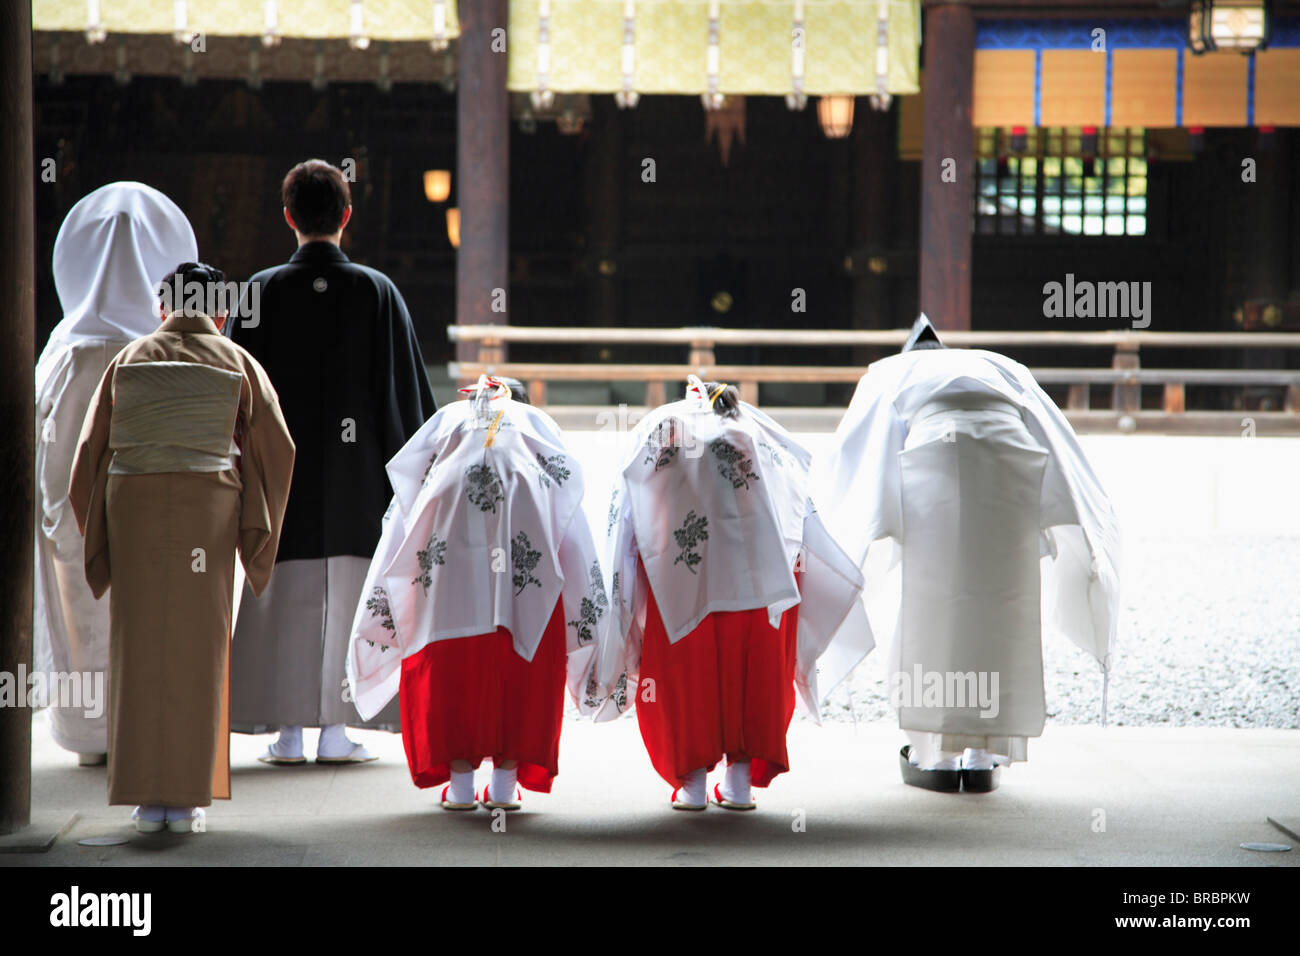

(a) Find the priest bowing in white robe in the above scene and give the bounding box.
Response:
[34,182,198,763]
[812,315,1121,793]
[593,378,874,811]
[347,377,619,812]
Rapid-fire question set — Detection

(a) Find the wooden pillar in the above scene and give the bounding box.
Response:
[456,0,510,366]
[851,100,896,365]
[585,97,623,328]
[918,1,974,331]
[1113,342,1141,414]
[828,109,854,266]
[1163,383,1185,415]
[689,338,716,372]
[1240,131,1292,394]
[1241,130,1291,307]
[0,0,35,836]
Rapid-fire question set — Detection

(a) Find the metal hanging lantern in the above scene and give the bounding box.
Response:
[1187,0,1270,53]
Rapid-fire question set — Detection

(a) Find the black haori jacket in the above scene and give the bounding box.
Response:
[229,241,437,562]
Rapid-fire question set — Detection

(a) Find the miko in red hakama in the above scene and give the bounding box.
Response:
[399,600,568,793]
[635,582,800,790]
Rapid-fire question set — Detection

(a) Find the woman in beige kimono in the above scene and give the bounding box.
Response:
[70,262,295,833]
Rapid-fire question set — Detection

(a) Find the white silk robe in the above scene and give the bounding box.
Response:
[812,348,1121,755]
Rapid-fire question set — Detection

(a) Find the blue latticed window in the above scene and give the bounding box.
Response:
[974,127,1148,237]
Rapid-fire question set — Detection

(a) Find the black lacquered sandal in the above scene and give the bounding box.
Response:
[899,746,962,793]
[960,764,1002,793]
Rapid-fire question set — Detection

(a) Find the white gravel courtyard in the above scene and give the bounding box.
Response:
[825,533,1300,729]
[563,425,1300,731]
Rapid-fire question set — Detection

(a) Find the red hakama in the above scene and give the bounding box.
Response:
[636,584,800,789]
[399,600,568,793]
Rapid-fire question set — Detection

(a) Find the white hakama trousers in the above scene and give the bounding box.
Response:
[230,556,400,732]
[895,398,1049,765]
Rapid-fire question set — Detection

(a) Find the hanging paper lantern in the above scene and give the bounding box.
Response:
[446,208,461,249]
[818,96,854,139]
[424,170,452,204]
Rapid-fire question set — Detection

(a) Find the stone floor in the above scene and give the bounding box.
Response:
[4,713,1297,867]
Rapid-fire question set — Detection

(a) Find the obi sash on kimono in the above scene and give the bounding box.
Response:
[108,362,242,474]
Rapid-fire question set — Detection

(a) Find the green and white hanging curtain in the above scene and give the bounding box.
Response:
[33,2,919,97]
[506,0,921,101]
[33,0,460,44]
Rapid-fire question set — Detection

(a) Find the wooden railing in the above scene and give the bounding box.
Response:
[446,326,1300,433]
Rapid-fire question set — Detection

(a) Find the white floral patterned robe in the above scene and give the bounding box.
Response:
[346,394,618,723]
[593,391,875,721]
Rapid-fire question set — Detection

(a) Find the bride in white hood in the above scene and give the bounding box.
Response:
[34,182,197,761]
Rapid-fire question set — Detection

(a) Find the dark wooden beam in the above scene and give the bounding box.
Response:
[0,0,35,836]
[969,8,1185,19]
[919,2,975,331]
[922,0,1204,20]
[455,0,510,366]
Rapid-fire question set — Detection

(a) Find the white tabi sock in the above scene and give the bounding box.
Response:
[269,725,303,759]
[448,769,476,804]
[490,766,518,802]
[316,723,354,758]
[164,806,196,824]
[135,805,166,823]
[678,768,707,806]
[909,748,962,771]
[720,760,752,804]
[963,748,995,771]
